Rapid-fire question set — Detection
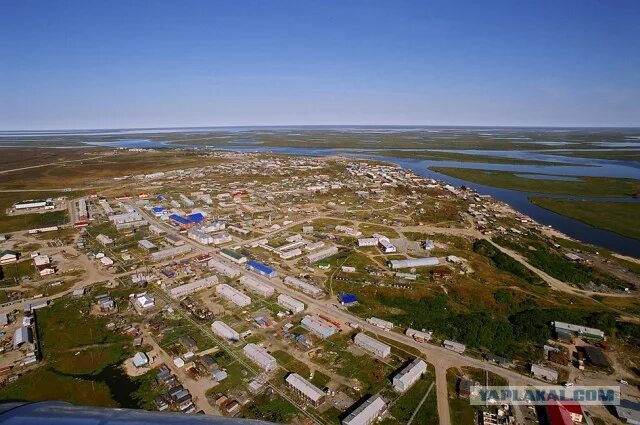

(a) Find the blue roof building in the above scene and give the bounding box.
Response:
[339,293,358,305]
[188,213,205,223]
[169,214,192,226]
[247,260,278,278]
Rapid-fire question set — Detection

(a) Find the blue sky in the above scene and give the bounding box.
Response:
[1,0,639,129]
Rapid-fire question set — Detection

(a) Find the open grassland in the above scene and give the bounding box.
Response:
[0,191,75,233]
[432,167,640,197]
[382,374,438,425]
[529,197,640,240]
[0,296,142,408]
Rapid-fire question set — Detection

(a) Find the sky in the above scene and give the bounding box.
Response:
[1,0,639,130]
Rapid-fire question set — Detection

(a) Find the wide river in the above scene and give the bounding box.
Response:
[87,139,640,257]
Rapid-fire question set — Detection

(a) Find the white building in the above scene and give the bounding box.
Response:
[342,395,387,425]
[240,275,275,297]
[280,248,302,260]
[357,238,378,247]
[388,257,439,269]
[277,294,305,314]
[208,258,241,278]
[284,276,325,298]
[366,317,394,331]
[96,234,114,245]
[531,364,559,381]
[306,246,339,263]
[406,328,432,343]
[109,212,147,230]
[553,321,605,340]
[335,225,362,237]
[286,373,326,406]
[211,321,240,341]
[216,284,251,307]
[378,238,397,253]
[169,276,218,298]
[136,294,155,309]
[392,358,427,392]
[304,241,325,251]
[150,245,192,261]
[301,315,336,339]
[243,343,277,371]
[188,228,214,245]
[138,239,156,251]
[443,340,466,354]
[354,333,391,358]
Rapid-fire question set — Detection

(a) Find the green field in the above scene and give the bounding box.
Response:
[431,167,640,197]
[530,197,640,240]
[0,295,141,408]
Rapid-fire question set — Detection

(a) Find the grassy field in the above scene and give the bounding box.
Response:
[530,197,640,240]
[432,167,640,197]
[382,374,438,425]
[0,295,141,407]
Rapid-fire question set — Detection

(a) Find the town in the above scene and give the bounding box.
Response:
[1,150,639,425]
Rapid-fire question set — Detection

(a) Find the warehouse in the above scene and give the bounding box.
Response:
[211,321,240,341]
[14,200,48,210]
[354,333,391,358]
[583,346,610,368]
[392,358,427,392]
[388,257,439,269]
[304,241,325,251]
[220,248,247,264]
[240,275,275,297]
[13,326,33,349]
[246,260,278,278]
[150,245,192,261]
[301,315,336,339]
[280,248,302,259]
[342,395,387,425]
[208,258,241,278]
[443,340,466,354]
[284,276,325,298]
[406,328,432,343]
[553,321,605,340]
[378,238,397,253]
[169,276,218,299]
[277,294,305,314]
[367,317,394,331]
[285,373,326,406]
[243,343,277,371]
[138,239,157,251]
[357,238,378,247]
[216,284,251,307]
[306,246,339,263]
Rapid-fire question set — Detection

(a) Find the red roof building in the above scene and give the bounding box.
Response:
[546,401,583,425]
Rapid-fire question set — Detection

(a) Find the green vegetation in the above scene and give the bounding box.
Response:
[384,375,438,425]
[530,198,640,240]
[243,393,300,423]
[432,167,640,197]
[473,239,544,285]
[0,296,142,408]
[272,350,311,377]
[493,236,627,289]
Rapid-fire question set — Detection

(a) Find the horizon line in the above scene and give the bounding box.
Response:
[2,124,640,133]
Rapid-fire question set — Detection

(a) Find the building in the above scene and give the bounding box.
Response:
[615,399,640,425]
[246,260,278,278]
[339,293,357,305]
[284,276,325,298]
[392,358,427,392]
[280,248,302,259]
[0,250,19,264]
[14,199,48,210]
[545,401,583,425]
[216,284,251,307]
[531,364,558,381]
[169,276,218,298]
[109,212,147,230]
[378,238,397,253]
[354,333,391,358]
[135,294,155,309]
[208,258,241,278]
[443,340,466,354]
[342,395,387,425]
[220,248,247,264]
[366,317,394,331]
[240,275,275,297]
[406,328,432,343]
[96,234,114,245]
[211,321,240,341]
[285,373,326,407]
[583,346,610,368]
[13,326,33,349]
[357,238,378,247]
[306,246,339,263]
[243,343,277,371]
[138,239,157,251]
[188,228,214,245]
[150,245,192,261]
[553,321,605,341]
[301,315,336,339]
[277,294,305,314]
[132,352,149,368]
[389,257,439,269]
